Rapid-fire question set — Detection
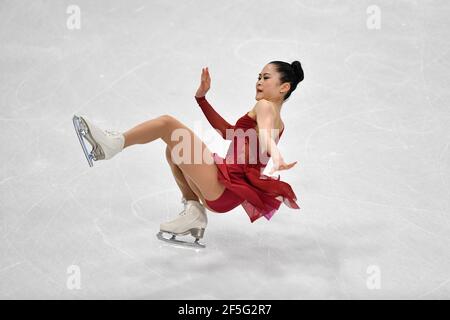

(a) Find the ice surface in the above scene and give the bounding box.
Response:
[0,0,449,299]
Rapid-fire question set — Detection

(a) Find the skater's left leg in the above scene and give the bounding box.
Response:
[123,115,226,202]
[123,116,168,147]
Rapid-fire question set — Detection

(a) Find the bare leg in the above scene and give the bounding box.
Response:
[122,115,226,202]
[123,117,166,148]
[165,146,199,202]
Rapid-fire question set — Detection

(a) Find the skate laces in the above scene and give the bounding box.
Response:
[177,198,200,216]
[178,198,188,216]
[104,129,120,136]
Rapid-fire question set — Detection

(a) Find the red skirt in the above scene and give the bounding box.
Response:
[209,153,300,223]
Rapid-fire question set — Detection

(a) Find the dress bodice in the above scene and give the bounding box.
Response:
[225,113,284,168]
[195,95,299,223]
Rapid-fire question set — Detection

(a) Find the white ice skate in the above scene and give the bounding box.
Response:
[157,198,208,248]
[72,115,125,167]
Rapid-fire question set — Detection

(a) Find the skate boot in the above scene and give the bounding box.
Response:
[157,198,208,248]
[72,115,125,167]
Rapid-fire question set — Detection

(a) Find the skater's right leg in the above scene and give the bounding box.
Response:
[161,146,216,243]
[165,146,199,202]
[166,145,221,213]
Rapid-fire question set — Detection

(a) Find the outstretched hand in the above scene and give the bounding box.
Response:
[268,159,298,175]
[195,67,211,98]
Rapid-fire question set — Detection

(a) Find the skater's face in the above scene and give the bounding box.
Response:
[255,64,291,102]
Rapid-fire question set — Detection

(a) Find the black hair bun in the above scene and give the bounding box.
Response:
[291,61,304,83]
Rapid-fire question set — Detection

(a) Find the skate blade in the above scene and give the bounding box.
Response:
[72,115,94,167]
[156,231,205,249]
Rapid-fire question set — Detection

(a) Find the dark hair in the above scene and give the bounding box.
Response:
[269,60,304,101]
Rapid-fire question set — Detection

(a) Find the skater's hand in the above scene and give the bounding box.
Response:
[195,67,211,98]
[268,157,298,175]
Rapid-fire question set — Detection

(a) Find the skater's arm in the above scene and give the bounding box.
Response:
[195,95,234,140]
[255,100,297,174]
[255,100,281,159]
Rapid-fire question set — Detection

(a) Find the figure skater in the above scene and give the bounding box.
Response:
[72,60,304,248]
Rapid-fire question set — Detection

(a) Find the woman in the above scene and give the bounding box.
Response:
[73,60,304,246]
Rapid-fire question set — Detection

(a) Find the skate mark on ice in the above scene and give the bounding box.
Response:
[303,108,388,160]
[134,6,145,12]
[4,61,150,171]
[0,261,23,274]
[13,50,94,116]
[418,277,450,299]
[306,225,349,298]
[116,161,179,224]
[0,176,15,185]
[3,236,77,298]
[94,218,135,259]
[309,192,450,241]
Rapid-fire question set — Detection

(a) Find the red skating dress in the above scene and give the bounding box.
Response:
[195,96,300,223]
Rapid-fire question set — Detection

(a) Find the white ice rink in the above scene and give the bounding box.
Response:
[0,0,449,299]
